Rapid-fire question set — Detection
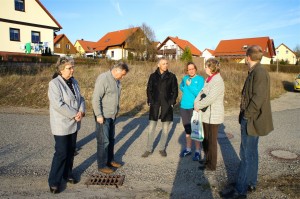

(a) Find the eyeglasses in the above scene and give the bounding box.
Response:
[65,66,74,70]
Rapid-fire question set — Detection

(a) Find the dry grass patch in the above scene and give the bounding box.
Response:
[0,61,297,116]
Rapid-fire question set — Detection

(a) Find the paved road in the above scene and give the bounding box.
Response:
[0,92,299,198]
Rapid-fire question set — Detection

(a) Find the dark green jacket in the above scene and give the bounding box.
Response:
[242,63,274,136]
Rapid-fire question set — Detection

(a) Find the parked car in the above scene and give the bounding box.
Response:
[294,74,300,91]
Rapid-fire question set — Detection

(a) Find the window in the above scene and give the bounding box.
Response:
[111,51,114,58]
[15,0,25,11]
[66,44,70,49]
[77,46,81,51]
[286,50,288,54]
[31,31,40,43]
[276,50,279,54]
[10,28,20,41]
[55,43,60,48]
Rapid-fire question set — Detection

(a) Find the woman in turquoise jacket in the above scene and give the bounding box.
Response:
[179,62,204,161]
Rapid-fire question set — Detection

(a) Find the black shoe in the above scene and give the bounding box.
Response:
[221,189,246,199]
[198,165,206,170]
[67,178,78,184]
[49,186,59,194]
[248,185,256,193]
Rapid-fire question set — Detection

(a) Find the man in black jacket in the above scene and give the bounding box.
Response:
[142,57,178,157]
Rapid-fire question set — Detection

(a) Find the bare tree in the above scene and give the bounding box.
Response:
[126,23,157,61]
[294,44,300,65]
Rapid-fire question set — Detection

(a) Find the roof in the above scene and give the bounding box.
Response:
[214,36,276,58]
[75,40,97,53]
[158,36,202,56]
[53,34,64,43]
[94,27,140,51]
[36,0,62,30]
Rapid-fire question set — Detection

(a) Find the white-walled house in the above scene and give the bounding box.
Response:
[0,0,62,60]
[157,36,201,60]
[202,48,215,61]
[273,43,297,65]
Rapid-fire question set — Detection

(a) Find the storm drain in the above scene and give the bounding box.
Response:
[85,174,125,188]
[269,149,298,161]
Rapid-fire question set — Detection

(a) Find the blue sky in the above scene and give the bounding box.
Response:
[41,0,300,51]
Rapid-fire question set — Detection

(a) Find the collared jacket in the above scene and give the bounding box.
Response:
[241,63,274,136]
[194,73,224,124]
[92,70,121,119]
[48,76,86,136]
[147,68,178,122]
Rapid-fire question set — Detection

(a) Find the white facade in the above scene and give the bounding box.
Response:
[106,48,128,60]
[202,49,215,61]
[0,0,60,54]
[159,40,181,60]
[273,44,297,65]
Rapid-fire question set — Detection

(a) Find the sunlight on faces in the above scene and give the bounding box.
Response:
[187,64,196,77]
[60,64,74,80]
[158,59,168,73]
[115,68,127,80]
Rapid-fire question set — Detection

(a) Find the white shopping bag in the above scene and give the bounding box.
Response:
[191,110,204,142]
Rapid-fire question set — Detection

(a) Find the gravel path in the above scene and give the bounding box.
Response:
[0,91,299,199]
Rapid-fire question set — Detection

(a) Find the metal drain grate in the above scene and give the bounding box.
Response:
[85,174,125,188]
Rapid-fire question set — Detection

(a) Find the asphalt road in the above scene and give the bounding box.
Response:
[0,91,299,198]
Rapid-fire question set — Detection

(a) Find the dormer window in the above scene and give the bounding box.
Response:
[15,0,25,12]
[242,45,248,50]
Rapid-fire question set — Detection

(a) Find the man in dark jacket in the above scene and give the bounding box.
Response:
[142,57,178,157]
[221,45,274,199]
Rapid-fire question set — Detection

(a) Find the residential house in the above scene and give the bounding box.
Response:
[54,34,77,56]
[273,43,297,65]
[202,48,215,61]
[157,36,201,60]
[214,37,276,64]
[74,39,97,57]
[94,27,147,60]
[0,0,62,60]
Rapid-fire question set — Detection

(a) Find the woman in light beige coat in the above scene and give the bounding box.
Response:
[194,58,224,171]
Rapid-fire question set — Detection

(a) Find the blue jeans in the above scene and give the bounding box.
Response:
[96,118,115,168]
[235,118,259,195]
[48,132,77,187]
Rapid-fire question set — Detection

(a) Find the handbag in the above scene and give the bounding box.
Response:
[191,110,204,142]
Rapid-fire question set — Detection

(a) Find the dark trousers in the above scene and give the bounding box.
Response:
[202,123,219,170]
[96,118,115,168]
[48,132,77,187]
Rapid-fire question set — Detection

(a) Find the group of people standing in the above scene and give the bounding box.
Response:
[47,45,273,199]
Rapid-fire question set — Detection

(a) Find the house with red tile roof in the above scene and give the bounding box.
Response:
[214,36,276,64]
[93,27,147,60]
[202,48,215,62]
[157,36,201,60]
[74,39,97,57]
[273,43,297,65]
[0,0,62,60]
[54,34,77,56]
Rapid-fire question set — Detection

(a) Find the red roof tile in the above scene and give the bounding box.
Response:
[214,36,276,58]
[94,27,139,51]
[158,36,202,56]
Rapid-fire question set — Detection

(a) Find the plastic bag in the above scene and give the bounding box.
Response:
[191,110,204,141]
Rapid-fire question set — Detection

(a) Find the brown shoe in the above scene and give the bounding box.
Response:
[98,167,114,174]
[141,151,152,158]
[159,150,167,157]
[107,161,122,168]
